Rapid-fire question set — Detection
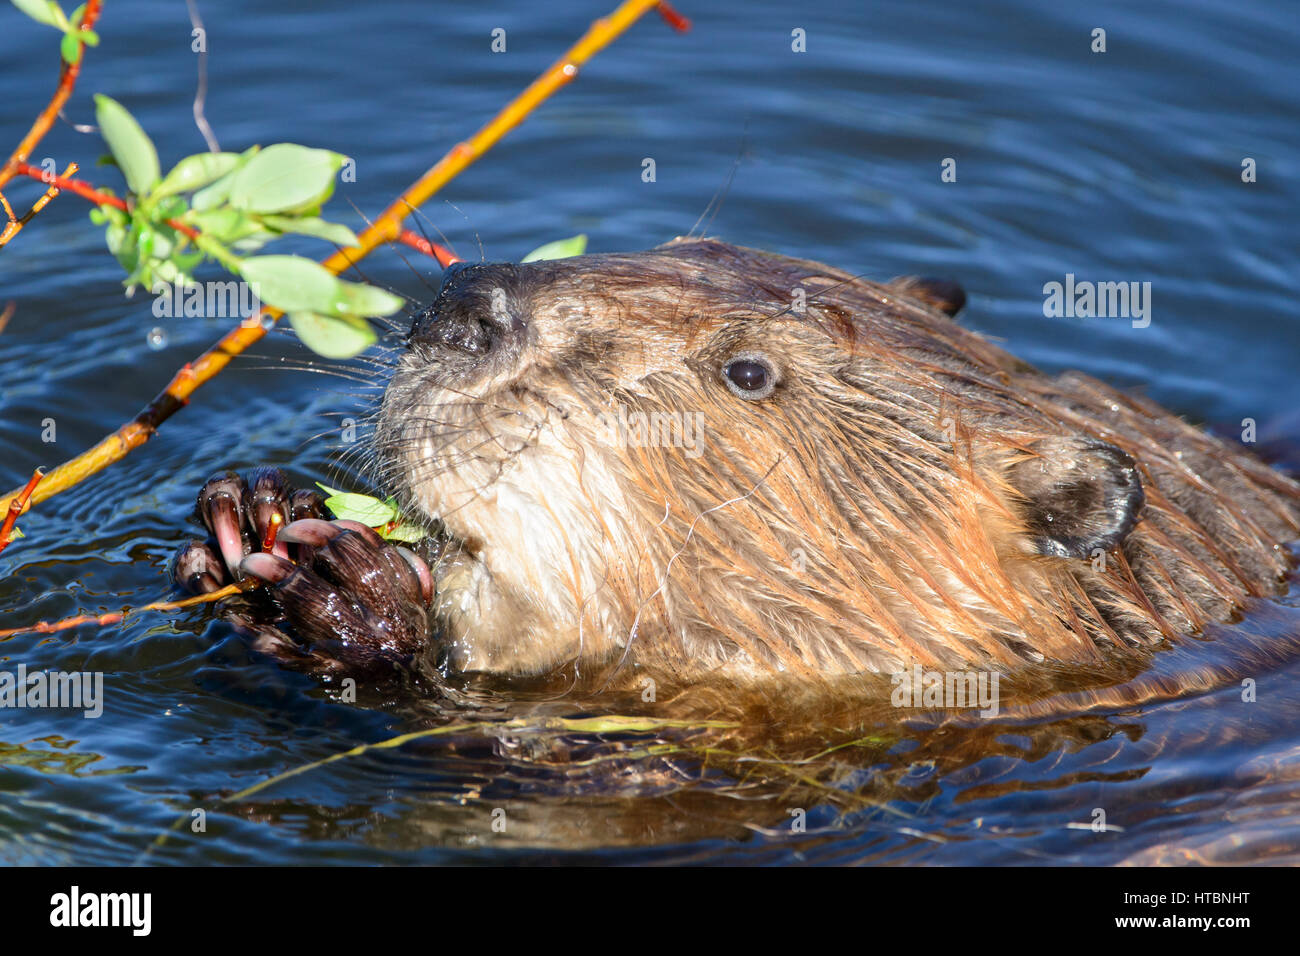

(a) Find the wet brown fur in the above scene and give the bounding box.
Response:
[375,238,1300,693]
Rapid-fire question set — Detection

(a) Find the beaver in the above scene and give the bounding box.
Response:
[173,238,1300,695]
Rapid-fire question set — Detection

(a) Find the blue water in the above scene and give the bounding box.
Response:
[1,0,1298,864]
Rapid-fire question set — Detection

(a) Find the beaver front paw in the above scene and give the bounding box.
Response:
[173,468,435,678]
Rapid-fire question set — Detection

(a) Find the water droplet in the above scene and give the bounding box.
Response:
[260,314,276,330]
[147,327,168,350]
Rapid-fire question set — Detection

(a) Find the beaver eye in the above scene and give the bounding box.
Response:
[722,354,777,400]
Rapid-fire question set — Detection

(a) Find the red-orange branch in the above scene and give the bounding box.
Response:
[10,162,202,240]
[0,581,247,638]
[397,228,460,267]
[0,469,45,555]
[0,160,79,247]
[0,0,103,191]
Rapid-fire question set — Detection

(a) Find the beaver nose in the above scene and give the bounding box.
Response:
[408,262,527,356]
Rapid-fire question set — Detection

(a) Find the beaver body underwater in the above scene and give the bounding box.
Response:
[174,238,1300,694]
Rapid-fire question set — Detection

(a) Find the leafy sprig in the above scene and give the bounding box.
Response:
[316,485,426,543]
[11,0,100,64]
[86,95,403,358]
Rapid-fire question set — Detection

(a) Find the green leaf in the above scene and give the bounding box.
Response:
[190,178,230,211]
[11,0,64,28]
[104,221,138,273]
[238,255,342,314]
[229,233,276,254]
[92,202,126,228]
[288,311,377,359]
[311,487,426,540]
[191,206,275,254]
[521,233,587,263]
[93,94,160,196]
[61,28,95,63]
[59,29,80,64]
[228,144,345,215]
[190,207,261,244]
[238,257,397,353]
[137,223,176,261]
[152,257,182,285]
[153,195,188,220]
[190,146,259,211]
[171,248,204,274]
[154,152,240,199]
[153,247,200,289]
[257,214,359,247]
[330,277,405,319]
[316,490,398,526]
[381,522,426,544]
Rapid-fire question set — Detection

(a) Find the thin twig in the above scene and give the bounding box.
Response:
[0,582,248,638]
[0,469,45,555]
[140,711,730,857]
[0,161,79,247]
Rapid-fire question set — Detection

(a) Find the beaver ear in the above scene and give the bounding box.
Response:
[887,276,967,318]
[1006,437,1145,559]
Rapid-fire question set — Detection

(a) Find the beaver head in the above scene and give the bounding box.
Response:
[374,238,1300,688]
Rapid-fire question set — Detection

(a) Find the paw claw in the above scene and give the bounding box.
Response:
[173,540,227,594]
[197,473,250,577]
[176,469,434,677]
[277,517,344,547]
[240,551,296,584]
[289,489,328,522]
